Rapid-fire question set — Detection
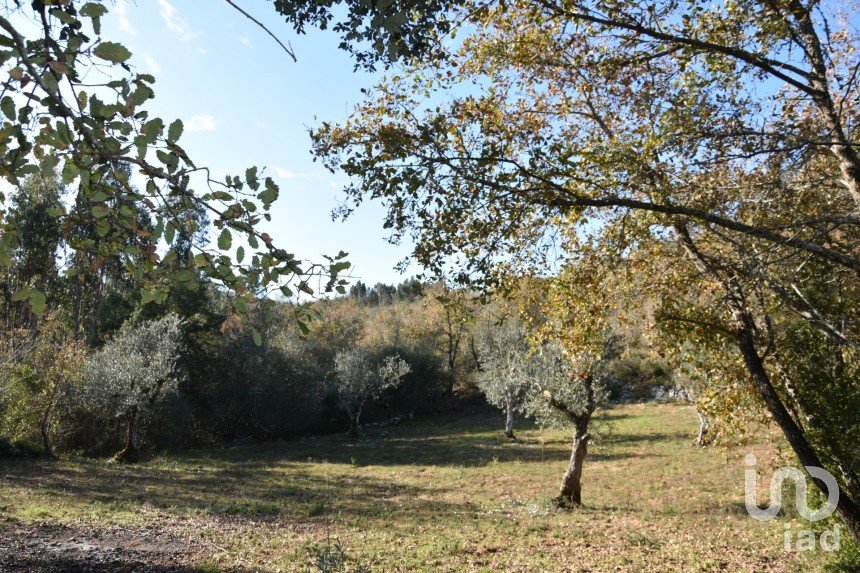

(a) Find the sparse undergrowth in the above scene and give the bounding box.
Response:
[0,404,822,571]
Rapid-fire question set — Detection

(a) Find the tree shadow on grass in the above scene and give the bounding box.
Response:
[181,411,648,469]
[599,430,694,447]
[1,457,471,525]
[0,409,692,527]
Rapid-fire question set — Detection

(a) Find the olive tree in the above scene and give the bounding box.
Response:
[474,319,531,439]
[525,339,615,507]
[333,350,410,438]
[82,314,183,462]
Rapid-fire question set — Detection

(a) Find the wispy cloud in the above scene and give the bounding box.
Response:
[238,37,251,47]
[116,0,135,35]
[274,169,339,189]
[157,0,199,42]
[144,55,160,74]
[186,114,217,132]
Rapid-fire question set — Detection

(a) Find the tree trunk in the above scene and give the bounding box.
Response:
[72,279,82,338]
[38,388,57,458]
[444,303,463,397]
[39,421,51,457]
[736,313,860,543]
[446,334,457,397]
[693,409,711,447]
[786,0,860,212]
[116,409,140,463]
[555,417,590,508]
[446,346,456,396]
[348,405,362,439]
[677,223,860,542]
[504,405,516,440]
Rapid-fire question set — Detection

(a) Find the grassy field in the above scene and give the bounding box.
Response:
[0,403,820,572]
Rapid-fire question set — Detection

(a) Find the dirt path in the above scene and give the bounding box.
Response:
[0,520,197,572]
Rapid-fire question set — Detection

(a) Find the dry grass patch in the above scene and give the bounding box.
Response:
[0,403,819,571]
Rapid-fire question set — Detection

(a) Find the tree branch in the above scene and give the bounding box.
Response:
[224,0,296,62]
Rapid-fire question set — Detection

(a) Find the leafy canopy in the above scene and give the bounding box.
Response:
[0,0,350,327]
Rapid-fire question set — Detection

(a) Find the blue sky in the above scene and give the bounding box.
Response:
[106,0,418,288]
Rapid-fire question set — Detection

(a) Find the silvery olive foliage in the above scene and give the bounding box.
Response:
[333,349,410,433]
[474,319,531,429]
[81,314,183,421]
[475,319,616,437]
[524,339,615,429]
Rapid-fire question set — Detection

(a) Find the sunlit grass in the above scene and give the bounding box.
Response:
[0,404,816,571]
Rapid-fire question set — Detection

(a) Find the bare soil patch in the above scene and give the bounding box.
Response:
[0,519,196,572]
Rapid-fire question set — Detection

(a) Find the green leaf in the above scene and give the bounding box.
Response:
[165,221,176,245]
[134,135,148,159]
[251,326,262,346]
[49,9,77,27]
[156,149,179,172]
[167,119,183,143]
[93,42,132,64]
[11,287,32,302]
[259,178,279,209]
[40,154,59,177]
[17,165,41,178]
[210,191,233,201]
[29,291,47,315]
[41,70,59,94]
[131,84,153,105]
[174,270,194,283]
[95,219,110,237]
[152,219,165,241]
[141,118,163,142]
[54,121,73,145]
[61,160,79,184]
[218,228,232,250]
[13,287,48,314]
[236,245,245,263]
[140,286,155,304]
[46,205,64,218]
[80,4,108,18]
[80,3,108,34]
[0,96,14,120]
